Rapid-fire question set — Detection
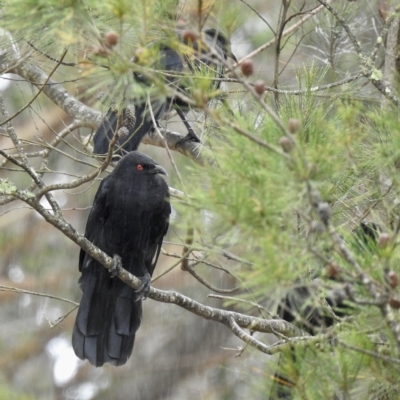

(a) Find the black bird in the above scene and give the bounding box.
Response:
[272,222,381,398]
[277,222,381,334]
[93,29,235,156]
[273,281,349,399]
[72,151,171,367]
[277,268,356,336]
[352,221,381,252]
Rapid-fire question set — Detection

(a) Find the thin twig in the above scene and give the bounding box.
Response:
[185,264,240,293]
[152,248,193,282]
[1,49,68,127]
[338,340,400,365]
[236,2,332,65]
[0,285,79,306]
[209,294,276,317]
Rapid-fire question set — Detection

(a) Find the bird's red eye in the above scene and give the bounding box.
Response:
[137,165,143,171]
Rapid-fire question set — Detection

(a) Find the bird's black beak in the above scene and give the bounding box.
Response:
[153,165,168,176]
[229,51,238,63]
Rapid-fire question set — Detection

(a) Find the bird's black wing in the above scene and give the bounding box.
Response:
[73,176,141,367]
[145,194,171,277]
[93,101,166,156]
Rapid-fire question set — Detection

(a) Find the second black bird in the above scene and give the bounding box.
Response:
[93,29,234,156]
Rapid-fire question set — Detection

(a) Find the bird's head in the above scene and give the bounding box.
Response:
[114,151,168,178]
[203,28,237,62]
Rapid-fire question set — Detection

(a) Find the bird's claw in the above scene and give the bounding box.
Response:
[110,255,122,278]
[134,273,151,301]
[110,256,150,300]
[176,133,201,148]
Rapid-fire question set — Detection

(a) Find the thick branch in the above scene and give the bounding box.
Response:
[149,287,306,340]
[11,62,102,128]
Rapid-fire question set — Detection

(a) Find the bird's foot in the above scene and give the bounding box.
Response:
[110,254,123,278]
[134,272,151,301]
[110,255,150,299]
[176,132,201,148]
